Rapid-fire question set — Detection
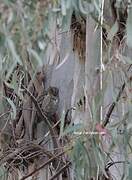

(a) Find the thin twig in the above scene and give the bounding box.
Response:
[106,161,129,170]
[20,150,68,180]
[39,119,61,145]
[49,161,71,180]
[21,85,52,129]
[21,85,60,155]
[103,63,132,127]
[102,83,125,127]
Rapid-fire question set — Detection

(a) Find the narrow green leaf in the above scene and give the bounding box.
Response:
[129,162,132,179]
[6,97,16,119]
[27,48,43,67]
[126,7,132,48]
[0,166,7,180]
[107,21,118,41]
[61,0,67,16]
[59,109,66,137]
[6,38,22,65]
[93,0,100,14]
[78,0,88,15]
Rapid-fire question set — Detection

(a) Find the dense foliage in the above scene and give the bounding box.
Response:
[0,0,132,180]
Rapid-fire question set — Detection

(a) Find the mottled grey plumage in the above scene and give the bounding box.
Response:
[37,87,59,116]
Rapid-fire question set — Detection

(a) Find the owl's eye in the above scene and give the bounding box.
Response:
[48,87,59,96]
[54,89,59,96]
[36,71,41,76]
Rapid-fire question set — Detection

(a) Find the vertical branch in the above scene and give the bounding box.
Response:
[100,0,104,122]
[85,13,101,177]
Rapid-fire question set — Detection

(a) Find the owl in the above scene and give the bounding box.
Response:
[37,87,59,116]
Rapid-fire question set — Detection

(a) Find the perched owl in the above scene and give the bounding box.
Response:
[37,87,59,116]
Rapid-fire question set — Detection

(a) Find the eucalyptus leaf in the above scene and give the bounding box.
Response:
[0,166,7,180]
[6,97,16,119]
[6,38,22,65]
[61,0,67,16]
[66,0,72,9]
[93,0,100,14]
[107,21,118,41]
[59,109,66,137]
[78,0,88,15]
[129,162,132,179]
[27,48,43,67]
[126,7,132,48]
[0,54,3,72]
[71,138,91,179]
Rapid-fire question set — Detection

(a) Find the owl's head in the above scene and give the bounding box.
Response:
[48,87,59,96]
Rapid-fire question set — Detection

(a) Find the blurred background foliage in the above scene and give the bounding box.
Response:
[0,0,132,179]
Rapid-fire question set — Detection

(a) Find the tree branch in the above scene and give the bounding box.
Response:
[102,83,125,127]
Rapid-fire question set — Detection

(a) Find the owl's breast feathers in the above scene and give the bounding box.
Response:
[37,87,59,116]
